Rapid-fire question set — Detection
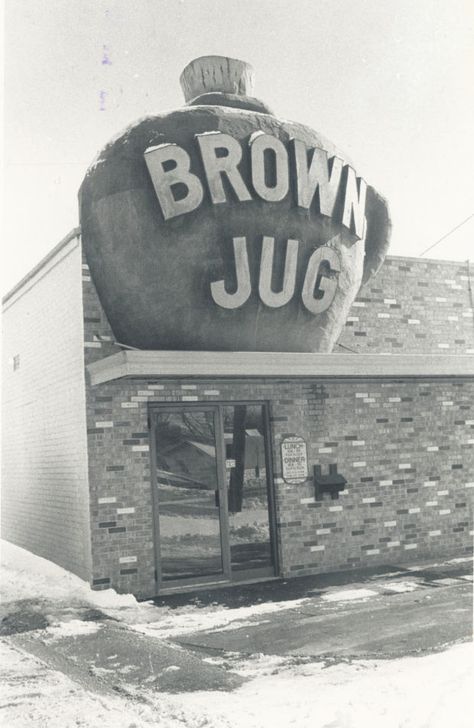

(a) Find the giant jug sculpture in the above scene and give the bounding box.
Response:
[79,56,390,352]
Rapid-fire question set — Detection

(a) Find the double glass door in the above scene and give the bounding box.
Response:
[150,403,276,591]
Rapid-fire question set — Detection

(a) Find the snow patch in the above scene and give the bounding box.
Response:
[378,581,420,593]
[321,588,378,602]
[45,620,103,639]
[133,598,310,638]
[0,539,150,617]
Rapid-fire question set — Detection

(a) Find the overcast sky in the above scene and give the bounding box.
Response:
[3,0,474,295]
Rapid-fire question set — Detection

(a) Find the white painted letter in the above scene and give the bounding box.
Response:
[259,237,299,307]
[210,237,252,309]
[249,132,289,202]
[196,132,252,204]
[292,139,343,217]
[144,143,203,220]
[342,166,367,239]
[301,245,341,315]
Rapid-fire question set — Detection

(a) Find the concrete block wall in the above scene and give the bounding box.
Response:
[1,232,92,580]
[84,376,473,596]
[339,256,474,354]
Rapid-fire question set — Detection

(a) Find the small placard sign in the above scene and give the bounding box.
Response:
[281,436,308,484]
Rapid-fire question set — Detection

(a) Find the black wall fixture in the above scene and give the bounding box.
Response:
[314,464,347,500]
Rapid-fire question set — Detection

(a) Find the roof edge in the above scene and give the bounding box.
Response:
[2,227,81,305]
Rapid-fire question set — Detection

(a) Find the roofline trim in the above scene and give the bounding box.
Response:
[87,350,474,385]
[2,227,81,306]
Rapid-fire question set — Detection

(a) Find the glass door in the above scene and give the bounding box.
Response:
[150,403,276,591]
[151,407,229,586]
[222,404,275,579]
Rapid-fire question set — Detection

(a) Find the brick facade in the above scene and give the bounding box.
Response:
[2,233,473,595]
[81,245,473,596]
[339,256,474,354]
[84,375,473,597]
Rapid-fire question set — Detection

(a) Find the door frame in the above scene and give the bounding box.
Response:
[148,400,279,594]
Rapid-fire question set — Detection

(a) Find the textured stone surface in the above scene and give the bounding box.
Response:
[180,55,255,101]
[79,59,390,353]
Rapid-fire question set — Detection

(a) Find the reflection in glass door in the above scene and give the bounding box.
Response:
[151,403,276,591]
[222,404,274,574]
[153,408,225,583]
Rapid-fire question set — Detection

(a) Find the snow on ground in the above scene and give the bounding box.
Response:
[1,539,473,727]
[0,540,137,609]
[0,640,194,728]
[176,643,474,728]
[321,588,378,602]
[2,637,473,728]
[133,597,312,638]
[44,620,103,640]
[1,540,313,634]
[376,580,420,593]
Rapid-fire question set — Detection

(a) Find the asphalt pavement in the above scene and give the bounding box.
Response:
[1,555,472,696]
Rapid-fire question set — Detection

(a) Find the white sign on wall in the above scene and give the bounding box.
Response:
[281,436,308,484]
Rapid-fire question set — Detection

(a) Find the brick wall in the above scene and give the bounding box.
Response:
[84,377,473,596]
[81,245,473,595]
[339,256,474,354]
[2,232,92,580]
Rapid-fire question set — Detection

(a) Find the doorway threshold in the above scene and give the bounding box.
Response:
[153,575,281,598]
